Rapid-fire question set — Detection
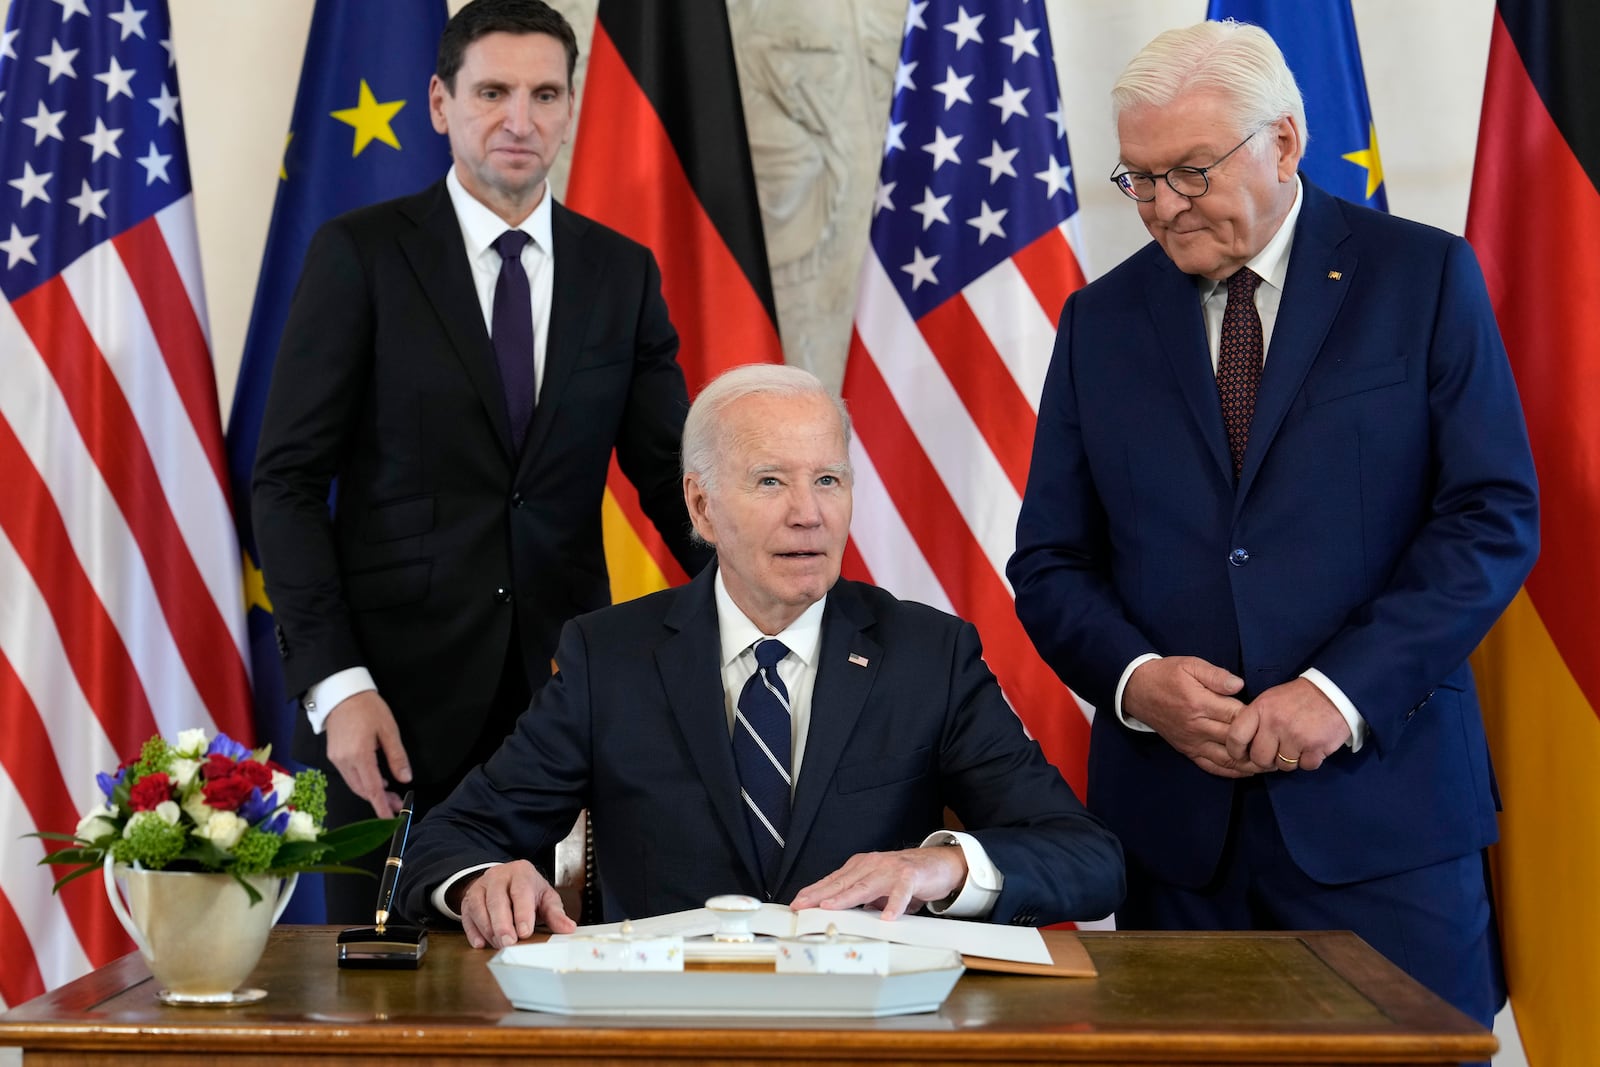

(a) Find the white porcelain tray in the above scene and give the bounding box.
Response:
[487,941,965,1017]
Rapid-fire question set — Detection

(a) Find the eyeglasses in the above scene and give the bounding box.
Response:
[1109,126,1266,203]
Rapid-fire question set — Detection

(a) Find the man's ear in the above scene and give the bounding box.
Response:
[684,473,716,545]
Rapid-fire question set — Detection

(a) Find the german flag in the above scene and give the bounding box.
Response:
[1466,1,1600,1060]
[565,0,785,600]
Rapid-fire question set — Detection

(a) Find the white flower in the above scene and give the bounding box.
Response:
[284,810,319,842]
[153,800,181,825]
[76,804,118,843]
[182,790,215,828]
[270,770,295,804]
[175,728,209,756]
[197,810,247,850]
[169,757,201,789]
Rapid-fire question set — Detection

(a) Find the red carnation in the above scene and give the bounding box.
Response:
[201,773,254,812]
[200,753,237,780]
[232,759,274,791]
[128,773,173,812]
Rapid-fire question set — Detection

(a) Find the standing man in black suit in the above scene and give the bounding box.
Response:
[400,364,1125,944]
[252,0,708,921]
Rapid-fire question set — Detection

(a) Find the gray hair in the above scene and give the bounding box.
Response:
[1111,20,1309,158]
[681,363,852,492]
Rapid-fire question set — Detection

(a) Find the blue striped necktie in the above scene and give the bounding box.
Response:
[733,638,792,887]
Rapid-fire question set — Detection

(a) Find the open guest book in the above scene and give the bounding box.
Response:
[558,903,1096,977]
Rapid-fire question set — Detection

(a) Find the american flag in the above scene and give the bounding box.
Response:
[0,0,252,1006]
[841,0,1091,791]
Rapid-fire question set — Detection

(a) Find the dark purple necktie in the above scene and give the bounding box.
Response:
[1216,267,1264,480]
[492,229,535,450]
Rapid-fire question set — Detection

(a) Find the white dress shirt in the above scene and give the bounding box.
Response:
[303,168,557,732]
[1113,178,1369,752]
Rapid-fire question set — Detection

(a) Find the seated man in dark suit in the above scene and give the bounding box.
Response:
[401,364,1124,948]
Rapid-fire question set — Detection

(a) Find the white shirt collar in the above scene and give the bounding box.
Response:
[713,569,826,670]
[1198,174,1303,301]
[445,166,554,260]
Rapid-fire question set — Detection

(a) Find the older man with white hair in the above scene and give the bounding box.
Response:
[1009,20,1538,1027]
[402,363,1124,944]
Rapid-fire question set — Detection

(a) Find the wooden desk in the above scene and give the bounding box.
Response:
[0,926,1494,1065]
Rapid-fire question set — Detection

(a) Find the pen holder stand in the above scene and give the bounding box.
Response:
[337,923,429,969]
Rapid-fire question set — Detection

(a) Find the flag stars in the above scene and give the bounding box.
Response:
[978,140,1018,184]
[884,119,907,156]
[943,6,984,50]
[52,0,91,23]
[922,126,962,170]
[160,37,175,67]
[9,162,53,207]
[1,224,40,268]
[998,19,1040,62]
[81,116,125,161]
[331,79,407,156]
[966,201,1008,245]
[95,56,138,102]
[149,83,181,125]
[910,186,952,231]
[1034,155,1072,198]
[901,246,940,290]
[873,179,896,217]
[23,100,67,144]
[989,79,1029,123]
[66,178,110,223]
[109,0,150,40]
[932,66,973,110]
[36,38,80,83]
[1,28,18,61]
[904,0,928,34]
[1045,104,1067,141]
[894,59,917,95]
[137,142,173,185]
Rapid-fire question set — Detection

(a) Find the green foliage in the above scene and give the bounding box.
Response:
[287,769,329,824]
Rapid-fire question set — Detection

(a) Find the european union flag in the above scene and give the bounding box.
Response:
[225,3,451,791]
[1206,0,1388,211]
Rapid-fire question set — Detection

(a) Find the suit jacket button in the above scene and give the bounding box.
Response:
[510,492,524,509]
[494,587,513,604]
[1229,547,1250,566]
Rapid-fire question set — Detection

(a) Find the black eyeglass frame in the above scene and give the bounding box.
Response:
[1108,124,1271,203]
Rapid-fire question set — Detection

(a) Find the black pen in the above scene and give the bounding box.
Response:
[374,790,415,933]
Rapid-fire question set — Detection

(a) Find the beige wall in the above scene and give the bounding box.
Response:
[0,0,1493,404]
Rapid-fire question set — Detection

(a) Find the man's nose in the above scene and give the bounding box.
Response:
[502,94,534,135]
[788,487,823,526]
[1149,179,1191,220]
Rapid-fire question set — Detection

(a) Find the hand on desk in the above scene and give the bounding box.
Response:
[789,846,968,920]
[325,690,412,819]
[452,860,577,949]
[1124,656,1252,779]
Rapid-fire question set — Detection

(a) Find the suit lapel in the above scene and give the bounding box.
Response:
[396,182,515,456]
[1236,181,1355,503]
[521,203,599,465]
[655,569,766,887]
[778,583,880,888]
[1143,251,1233,484]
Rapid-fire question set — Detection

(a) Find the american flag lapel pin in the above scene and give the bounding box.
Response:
[848,653,870,668]
[1327,270,1343,280]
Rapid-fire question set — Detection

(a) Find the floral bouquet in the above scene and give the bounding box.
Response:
[34,728,398,904]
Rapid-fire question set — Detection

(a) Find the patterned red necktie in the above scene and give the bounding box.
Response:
[1216,267,1264,480]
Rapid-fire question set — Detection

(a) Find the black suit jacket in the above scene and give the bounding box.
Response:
[401,569,1125,926]
[252,179,708,783]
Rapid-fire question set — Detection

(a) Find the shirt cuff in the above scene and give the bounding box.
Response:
[1301,668,1368,753]
[919,830,1002,919]
[1114,653,1162,732]
[303,667,377,734]
[431,862,503,922]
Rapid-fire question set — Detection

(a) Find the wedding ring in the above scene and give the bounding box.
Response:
[1277,752,1300,765]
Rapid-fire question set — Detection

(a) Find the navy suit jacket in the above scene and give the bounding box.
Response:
[1009,180,1538,889]
[253,180,708,783]
[400,568,1125,926]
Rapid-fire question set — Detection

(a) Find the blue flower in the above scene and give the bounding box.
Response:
[96,768,125,800]
[238,786,279,825]
[205,733,252,762]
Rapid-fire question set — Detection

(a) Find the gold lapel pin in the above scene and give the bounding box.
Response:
[1327,270,1342,280]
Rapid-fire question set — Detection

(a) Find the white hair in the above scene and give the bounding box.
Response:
[1112,20,1309,158]
[681,363,852,493]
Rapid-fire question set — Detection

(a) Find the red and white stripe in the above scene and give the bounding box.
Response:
[0,196,252,1007]
[842,220,1093,794]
